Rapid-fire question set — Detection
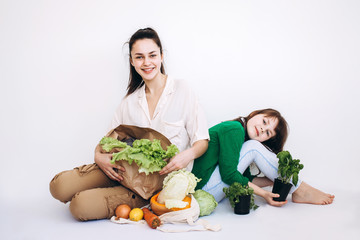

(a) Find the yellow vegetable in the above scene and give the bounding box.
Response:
[115,204,131,220]
[129,208,144,221]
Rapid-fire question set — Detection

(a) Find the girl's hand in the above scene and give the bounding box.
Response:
[262,191,288,207]
[94,145,125,182]
[249,182,287,207]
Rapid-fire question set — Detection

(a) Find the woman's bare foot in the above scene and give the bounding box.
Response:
[292,182,335,205]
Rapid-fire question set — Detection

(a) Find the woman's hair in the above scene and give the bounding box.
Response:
[233,108,288,154]
[126,27,166,96]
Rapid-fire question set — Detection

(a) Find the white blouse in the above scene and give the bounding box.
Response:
[109,76,209,171]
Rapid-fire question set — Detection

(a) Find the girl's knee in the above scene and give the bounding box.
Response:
[242,140,264,151]
[241,140,274,158]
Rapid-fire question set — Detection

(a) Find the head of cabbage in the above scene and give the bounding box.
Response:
[157,169,200,209]
[193,189,218,216]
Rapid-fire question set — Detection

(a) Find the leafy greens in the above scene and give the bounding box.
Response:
[277,151,304,186]
[99,137,179,175]
[223,182,259,210]
[99,137,128,152]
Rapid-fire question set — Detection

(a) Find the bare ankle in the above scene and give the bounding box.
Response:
[291,181,334,205]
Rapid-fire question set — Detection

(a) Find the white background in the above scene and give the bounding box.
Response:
[1,0,360,239]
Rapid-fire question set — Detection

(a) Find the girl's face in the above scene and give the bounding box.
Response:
[130,38,163,82]
[247,114,278,142]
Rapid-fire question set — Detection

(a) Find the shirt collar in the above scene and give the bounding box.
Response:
[163,75,175,96]
[137,75,174,99]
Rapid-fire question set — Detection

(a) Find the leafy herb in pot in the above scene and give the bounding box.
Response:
[223,182,258,214]
[272,150,304,201]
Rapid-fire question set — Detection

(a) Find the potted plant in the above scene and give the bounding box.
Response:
[272,151,304,201]
[223,182,259,215]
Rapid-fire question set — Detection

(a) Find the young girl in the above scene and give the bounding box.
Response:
[50,28,209,221]
[192,109,334,206]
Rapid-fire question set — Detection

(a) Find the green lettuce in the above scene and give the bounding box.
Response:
[99,137,128,152]
[100,137,179,175]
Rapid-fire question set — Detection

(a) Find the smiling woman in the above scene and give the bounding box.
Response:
[126,28,166,96]
[49,27,210,221]
[130,39,163,81]
[129,38,166,119]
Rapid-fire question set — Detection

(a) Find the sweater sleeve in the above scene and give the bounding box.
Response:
[218,123,249,186]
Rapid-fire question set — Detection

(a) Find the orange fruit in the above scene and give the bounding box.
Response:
[129,208,143,221]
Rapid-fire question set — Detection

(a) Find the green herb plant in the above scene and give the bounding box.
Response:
[277,151,304,186]
[223,182,259,210]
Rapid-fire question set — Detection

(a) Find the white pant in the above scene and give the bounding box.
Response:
[202,140,302,202]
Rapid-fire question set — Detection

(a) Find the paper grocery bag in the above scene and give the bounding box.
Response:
[101,124,172,200]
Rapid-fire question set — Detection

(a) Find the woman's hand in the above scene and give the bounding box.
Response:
[159,150,192,175]
[159,139,208,175]
[94,145,125,182]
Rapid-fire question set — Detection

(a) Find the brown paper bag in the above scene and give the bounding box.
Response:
[102,124,172,200]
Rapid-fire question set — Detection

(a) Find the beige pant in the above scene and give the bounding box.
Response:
[49,163,149,221]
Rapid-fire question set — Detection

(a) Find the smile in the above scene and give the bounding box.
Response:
[142,67,155,74]
[255,127,259,136]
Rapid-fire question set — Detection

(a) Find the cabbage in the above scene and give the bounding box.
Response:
[193,190,218,216]
[164,199,189,209]
[157,169,200,208]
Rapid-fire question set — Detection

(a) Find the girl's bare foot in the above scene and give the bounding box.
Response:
[292,182,335,205]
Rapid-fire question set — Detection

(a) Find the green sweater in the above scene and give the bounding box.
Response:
[192,121,254,190]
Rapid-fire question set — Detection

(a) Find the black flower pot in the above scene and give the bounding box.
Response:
[234,195,251,215]
[272,178,292,201]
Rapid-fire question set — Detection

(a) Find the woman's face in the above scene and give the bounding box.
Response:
[130,38,163,82]
[247,114,278,142]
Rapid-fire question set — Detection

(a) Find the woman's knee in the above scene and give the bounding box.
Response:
[69,190,108,221]
[69,186,149,221]
[49,171,74,203]
[50,164,114,203]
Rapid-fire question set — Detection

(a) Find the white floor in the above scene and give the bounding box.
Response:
[2,186,359,240]
[1,1,360,239]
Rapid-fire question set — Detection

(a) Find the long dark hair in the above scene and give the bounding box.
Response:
[233,108,288,153]
[126,28,166,96]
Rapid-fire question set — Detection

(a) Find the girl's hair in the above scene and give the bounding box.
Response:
[233,108,288,154]
[126,27,166,96]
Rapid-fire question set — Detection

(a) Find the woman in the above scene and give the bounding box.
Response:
[50,28,209,221]
[192,109,334,206]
